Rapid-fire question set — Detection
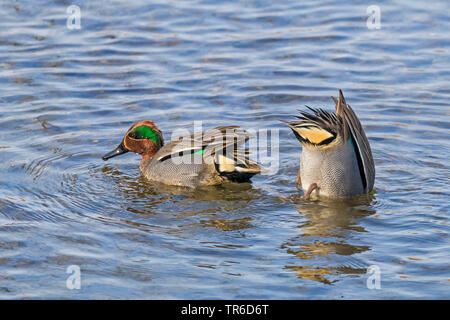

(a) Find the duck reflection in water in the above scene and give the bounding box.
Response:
[283,195,376,285]
[101,165,261,231]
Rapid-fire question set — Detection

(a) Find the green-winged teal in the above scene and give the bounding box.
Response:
[284,90,375,199]
[102,121,261,187]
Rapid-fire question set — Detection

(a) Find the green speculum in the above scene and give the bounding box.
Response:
[129,126,161,147]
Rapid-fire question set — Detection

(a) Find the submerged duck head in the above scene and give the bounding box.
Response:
[283,90,375,198]
[102,120,164,161]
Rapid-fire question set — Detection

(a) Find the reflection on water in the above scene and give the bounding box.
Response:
[102,165,262,204]
[102,165,259,231]
[283,197,374,285]
[294,196,375,238]
[200,217,252,231]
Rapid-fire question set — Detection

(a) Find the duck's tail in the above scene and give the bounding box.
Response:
[215,150,261,183]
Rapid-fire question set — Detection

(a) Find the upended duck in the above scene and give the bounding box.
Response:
[102,121,261,187]
[284,90,375,199]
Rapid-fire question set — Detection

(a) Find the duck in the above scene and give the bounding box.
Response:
[102,121,261,187]
[284,90,375,199]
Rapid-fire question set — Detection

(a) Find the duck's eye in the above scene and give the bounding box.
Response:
[129,125,161,147]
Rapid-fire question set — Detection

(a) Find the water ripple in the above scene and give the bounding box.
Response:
[0,0,448,299]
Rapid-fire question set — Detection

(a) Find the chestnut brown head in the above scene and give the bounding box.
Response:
[102,121,164,161]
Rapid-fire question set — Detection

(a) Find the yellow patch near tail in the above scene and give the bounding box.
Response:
[293,127,334,144]
[217,154,236,172]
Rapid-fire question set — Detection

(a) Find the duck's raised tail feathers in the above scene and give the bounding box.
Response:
[334,89,375,193]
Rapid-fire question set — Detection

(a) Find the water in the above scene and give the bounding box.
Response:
[0,0,449,299]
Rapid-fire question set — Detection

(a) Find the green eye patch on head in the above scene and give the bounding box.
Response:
[129,125,161,146]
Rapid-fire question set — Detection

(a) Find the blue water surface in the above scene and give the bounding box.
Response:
[0,0,449,299]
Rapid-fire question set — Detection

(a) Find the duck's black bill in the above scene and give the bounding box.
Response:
[102,142,129,161]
